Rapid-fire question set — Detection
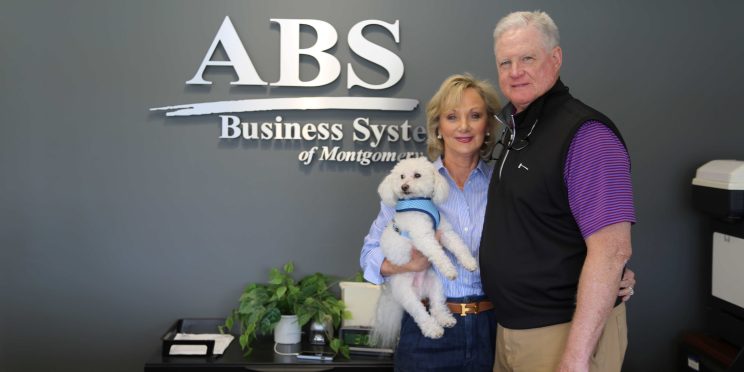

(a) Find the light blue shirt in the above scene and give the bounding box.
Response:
[359,157,493,298]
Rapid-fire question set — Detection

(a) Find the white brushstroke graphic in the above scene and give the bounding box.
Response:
[150,97,419,117]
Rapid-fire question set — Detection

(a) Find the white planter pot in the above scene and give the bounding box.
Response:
[274,315,301,344]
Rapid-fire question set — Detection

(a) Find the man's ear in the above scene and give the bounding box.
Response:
[551,46,563,71]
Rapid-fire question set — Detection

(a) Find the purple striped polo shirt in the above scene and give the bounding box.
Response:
[564,121,636,238]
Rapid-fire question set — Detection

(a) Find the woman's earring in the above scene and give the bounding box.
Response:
[486,132,491,137]
[437,132,442,139]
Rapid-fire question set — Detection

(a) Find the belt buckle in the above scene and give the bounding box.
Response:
[459,303,478,317]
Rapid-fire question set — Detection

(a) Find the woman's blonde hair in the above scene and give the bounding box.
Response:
[426,73,502,161]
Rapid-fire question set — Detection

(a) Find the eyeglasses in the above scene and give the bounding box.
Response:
[494,113,537,152]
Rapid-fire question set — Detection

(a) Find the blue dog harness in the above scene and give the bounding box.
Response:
[393,197,440,238]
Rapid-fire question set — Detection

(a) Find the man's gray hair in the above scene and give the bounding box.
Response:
[493,11,560,52]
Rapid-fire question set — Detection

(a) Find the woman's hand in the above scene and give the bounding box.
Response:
[618,268,636,302]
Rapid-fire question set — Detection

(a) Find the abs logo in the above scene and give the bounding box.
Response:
[150,17,425,166]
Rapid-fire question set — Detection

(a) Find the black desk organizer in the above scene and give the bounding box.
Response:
[161,318,226,357]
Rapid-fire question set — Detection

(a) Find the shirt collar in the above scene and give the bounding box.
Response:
[433,156,490,179]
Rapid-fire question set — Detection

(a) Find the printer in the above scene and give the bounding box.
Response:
[692,160,744,219]
[690,160,744,370]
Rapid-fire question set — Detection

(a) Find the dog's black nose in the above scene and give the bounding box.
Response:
[401,184,409,192]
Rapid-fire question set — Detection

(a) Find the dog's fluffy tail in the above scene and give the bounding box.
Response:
[370,285,404,349]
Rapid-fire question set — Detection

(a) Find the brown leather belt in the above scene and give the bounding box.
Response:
[446,300,494,316]
[423,299,494,316]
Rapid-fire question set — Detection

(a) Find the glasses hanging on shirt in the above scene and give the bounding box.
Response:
[495,111,536,151]
[490,111,538,162]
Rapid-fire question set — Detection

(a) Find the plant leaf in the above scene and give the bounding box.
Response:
[351,271,365,282]
[239,333,249,349]
[340,344,350,359]
[297,312,312,327]
[276,285,287,299]
[329,338,350,359]
[269,268,283,284]
[343,309,353,320]
[224,315,234,332]
[330,338,341,351]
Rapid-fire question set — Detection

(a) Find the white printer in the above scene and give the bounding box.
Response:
[691,160,744,364]
[692,160,744,219]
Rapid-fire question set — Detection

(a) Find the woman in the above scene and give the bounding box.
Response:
[359,74,635,371]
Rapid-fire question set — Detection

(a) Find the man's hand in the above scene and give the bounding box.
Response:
[619,268,636,302]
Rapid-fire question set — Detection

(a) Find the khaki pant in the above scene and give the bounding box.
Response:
[494,303,627,372]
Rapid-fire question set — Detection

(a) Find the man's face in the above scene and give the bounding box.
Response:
[494,26,562,113]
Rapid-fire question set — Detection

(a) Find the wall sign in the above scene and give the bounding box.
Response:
[150,16,426,166]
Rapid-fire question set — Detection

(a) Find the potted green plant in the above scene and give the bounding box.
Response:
[221,262,352,358]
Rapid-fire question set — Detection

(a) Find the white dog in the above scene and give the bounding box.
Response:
[371,157,478,348]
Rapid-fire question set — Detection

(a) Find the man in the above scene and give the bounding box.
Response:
[479,11,635,372]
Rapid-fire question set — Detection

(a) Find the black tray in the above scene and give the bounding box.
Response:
[161,318,227,357]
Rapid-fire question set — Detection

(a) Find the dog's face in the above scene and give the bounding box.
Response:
[378,157,449,206]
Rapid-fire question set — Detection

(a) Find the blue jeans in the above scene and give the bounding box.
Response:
[394,296,497,372]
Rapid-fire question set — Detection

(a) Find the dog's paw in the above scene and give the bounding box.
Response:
[433,311,457,328]
[443,269,457,280]
[419,319,445,339]
[461,256,478,272]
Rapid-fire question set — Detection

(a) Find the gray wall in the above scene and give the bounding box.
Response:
[2,1,743,371]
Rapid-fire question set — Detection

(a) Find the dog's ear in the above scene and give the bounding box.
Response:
[378,173,398,207]
[431,167,449,205]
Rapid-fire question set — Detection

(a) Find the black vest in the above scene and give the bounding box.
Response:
[479,79,627,329]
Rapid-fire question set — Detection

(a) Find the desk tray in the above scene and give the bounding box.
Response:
[161,318,226,357]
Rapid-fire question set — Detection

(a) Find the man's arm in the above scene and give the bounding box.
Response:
[557,221,632,372]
